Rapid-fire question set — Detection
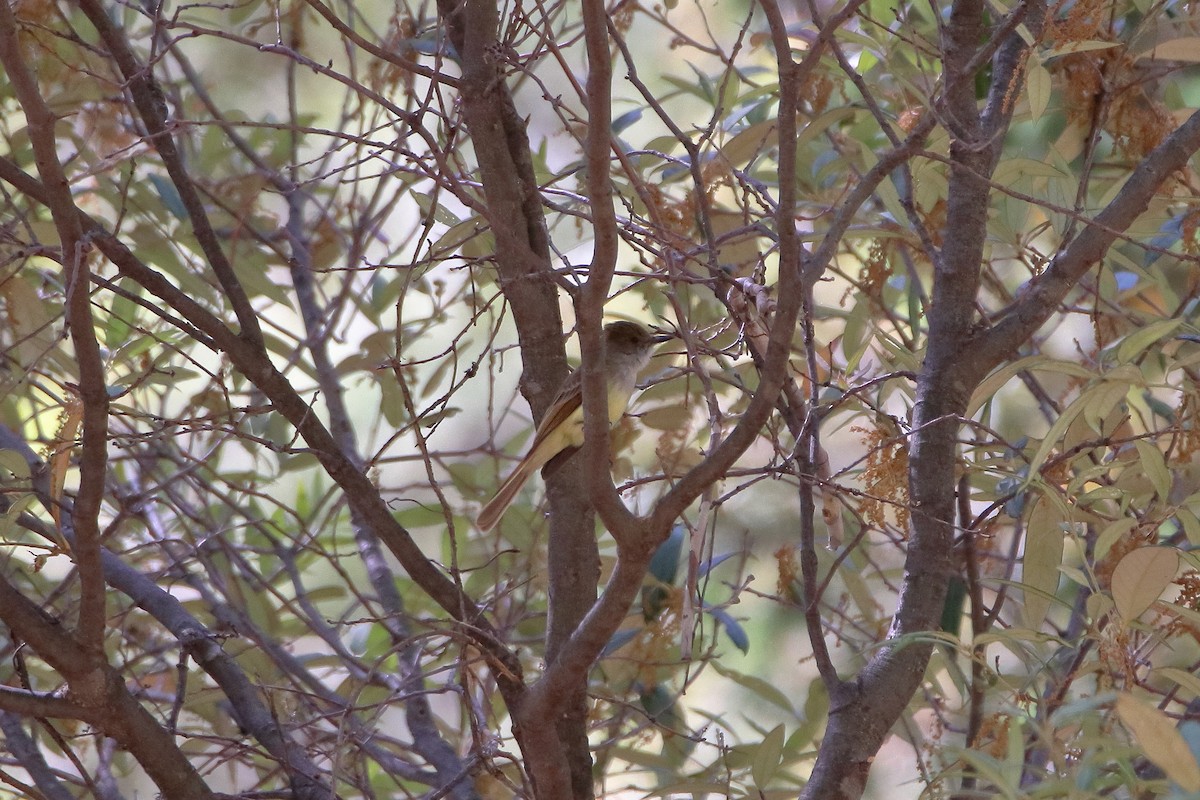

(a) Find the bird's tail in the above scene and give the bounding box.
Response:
[476,463,535,531]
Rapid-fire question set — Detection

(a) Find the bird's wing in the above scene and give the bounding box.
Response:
[528,377,584,455]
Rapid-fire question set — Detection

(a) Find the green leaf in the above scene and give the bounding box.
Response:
[0,449,31,480]
[233,250,294,308]
[950,748,1020,798]
[1081,382,1130,436]
[1115,318,1182,363]
[1095,517,1137,562]
[1026,61,1052,122]
[1132,440,1171,502]
[1153,666,1200,701]
[412,192,462,227]
[1116,692,1200,792]
[640,404,692,431]
[392,502,450,530]
[1021,494,1066,630]
[968,357,1090,418]
[940,575,967,637]
[0,493,38,542]
[751,724,786,789]
[104,280,142,349]
[1134,37,1200,62]
[1026,396,1088,481]
[720,119,776,168]
[1046,40,1121,57]
[709,661,795,714]
[1111,546,1178,621]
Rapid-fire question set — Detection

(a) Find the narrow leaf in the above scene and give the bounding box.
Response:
[1026,61,1051,122]
[1116,692,1200,792]
[1132,440,1171,502]
[1021,495,1065,630]
[649,525,685,585]
[751,724,786,789]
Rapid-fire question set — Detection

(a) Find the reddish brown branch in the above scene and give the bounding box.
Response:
[0,154,525,705]
[968,107,1200,375]
[578,0,629,540]
[0,0,108,669]
[0,572,214,800]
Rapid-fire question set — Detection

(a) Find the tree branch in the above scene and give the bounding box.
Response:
[0,572,214,800]
[579,0,631,540]
[968,107,1200,374]
[0,156,525,702]
[799,0,1010,795]
[0,0,108,668]
[75,0,263,346]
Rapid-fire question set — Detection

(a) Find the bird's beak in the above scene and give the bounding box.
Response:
[650,329,677,343]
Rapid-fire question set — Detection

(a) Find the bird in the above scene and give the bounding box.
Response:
[477,321,673,531]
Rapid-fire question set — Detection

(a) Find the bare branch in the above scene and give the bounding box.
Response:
[0,0,109,679]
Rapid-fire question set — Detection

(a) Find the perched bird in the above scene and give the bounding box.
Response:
[477,321,672,531]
